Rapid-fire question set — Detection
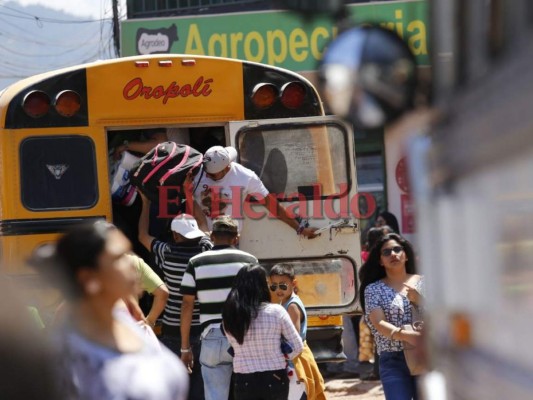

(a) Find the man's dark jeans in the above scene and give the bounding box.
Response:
[160,326,203,400]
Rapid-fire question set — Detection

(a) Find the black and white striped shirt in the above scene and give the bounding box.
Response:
[152,236,213,329]
[180,245,258,331]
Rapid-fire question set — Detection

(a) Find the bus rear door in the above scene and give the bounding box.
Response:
[229,116,361,361]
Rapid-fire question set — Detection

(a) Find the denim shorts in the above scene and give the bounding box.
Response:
[379,351,418,400]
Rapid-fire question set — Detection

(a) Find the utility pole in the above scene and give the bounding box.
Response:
[112,0,120,57]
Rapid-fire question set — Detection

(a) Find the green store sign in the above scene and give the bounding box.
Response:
[121,0,428,69]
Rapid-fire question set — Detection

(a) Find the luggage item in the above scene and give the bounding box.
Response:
[129,142,203,214]
[110,151,140,206]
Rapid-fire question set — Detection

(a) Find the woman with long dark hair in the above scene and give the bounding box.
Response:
[222,264,303,400]
[358,233,424,400]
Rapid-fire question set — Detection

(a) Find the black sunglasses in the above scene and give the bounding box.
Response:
[269,283,289,291]
[381,246,404,257]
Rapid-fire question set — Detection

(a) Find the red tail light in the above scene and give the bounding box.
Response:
[280,82,306,109]
[22,90,50,118]
[55,90,81,117]
[251,83,278,109]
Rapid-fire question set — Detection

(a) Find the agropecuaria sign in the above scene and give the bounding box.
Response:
[121,0,428,71]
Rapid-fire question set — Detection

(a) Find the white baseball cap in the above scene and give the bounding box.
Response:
[203,146,238,174]
[170,214,205,239]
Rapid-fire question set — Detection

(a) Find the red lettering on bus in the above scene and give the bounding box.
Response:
[152,86,164,99]
[180,84,192,97]
[122,76,213,104]
[197,78,213,96]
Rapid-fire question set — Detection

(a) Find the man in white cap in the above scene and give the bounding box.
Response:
[138,192,212,400]
[195,145,317,238]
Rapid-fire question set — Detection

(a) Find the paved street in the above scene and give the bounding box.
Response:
[325,377,384,399]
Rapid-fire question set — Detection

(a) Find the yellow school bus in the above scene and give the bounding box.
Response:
[0,54,360,361]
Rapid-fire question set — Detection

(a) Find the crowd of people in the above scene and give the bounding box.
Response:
[12,133,424,400]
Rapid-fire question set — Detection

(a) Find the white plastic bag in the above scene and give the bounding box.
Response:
[111,151,140,206]
[287,366,305,400]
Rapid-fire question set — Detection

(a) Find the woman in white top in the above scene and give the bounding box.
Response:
[222,264,304,400]
[32,221,188,400]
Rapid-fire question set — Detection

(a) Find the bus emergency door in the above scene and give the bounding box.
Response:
[228,116,361,315]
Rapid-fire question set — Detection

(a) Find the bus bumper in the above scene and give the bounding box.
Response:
[306,325,346,363]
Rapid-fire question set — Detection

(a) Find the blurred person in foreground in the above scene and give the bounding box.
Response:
[0,277,59,399]
[359,233,424,400]
[30,221,188,400]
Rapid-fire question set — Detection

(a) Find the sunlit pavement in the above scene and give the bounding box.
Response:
[325,376,385,399]
[322,361,384,399]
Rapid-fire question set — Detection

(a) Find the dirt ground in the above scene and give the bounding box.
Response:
[324,377,385,399]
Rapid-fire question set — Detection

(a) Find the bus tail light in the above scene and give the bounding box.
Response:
[251,83,278,109]
[55,90,81,117]
[280,82,306,109]
[158,60,173,67]
[135,61,150,68]
[22,90,51,118]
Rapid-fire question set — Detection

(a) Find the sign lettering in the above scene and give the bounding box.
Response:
[122,76,213,104]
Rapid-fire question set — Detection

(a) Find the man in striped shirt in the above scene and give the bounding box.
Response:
[180,215,257,400]
[138,193,212,400]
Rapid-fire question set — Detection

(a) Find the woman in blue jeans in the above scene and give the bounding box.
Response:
[359,233,424,400]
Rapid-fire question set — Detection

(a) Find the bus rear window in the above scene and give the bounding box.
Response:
[237,123,350,199]
[20,136,98,210]
[261,256,357,311]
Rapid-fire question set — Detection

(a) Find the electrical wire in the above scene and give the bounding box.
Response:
[0,2,112,24]
[0,1,120,88]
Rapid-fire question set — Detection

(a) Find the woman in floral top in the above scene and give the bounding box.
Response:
[359,233,423,400]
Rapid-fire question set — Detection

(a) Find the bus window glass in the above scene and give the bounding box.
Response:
[237,124,349,199]
[20,136,98,210]
[261,257,356,310]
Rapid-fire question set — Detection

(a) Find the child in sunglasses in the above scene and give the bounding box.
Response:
[269,265,325,400]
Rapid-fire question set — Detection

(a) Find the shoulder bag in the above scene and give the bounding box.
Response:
[402,304,427,376]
